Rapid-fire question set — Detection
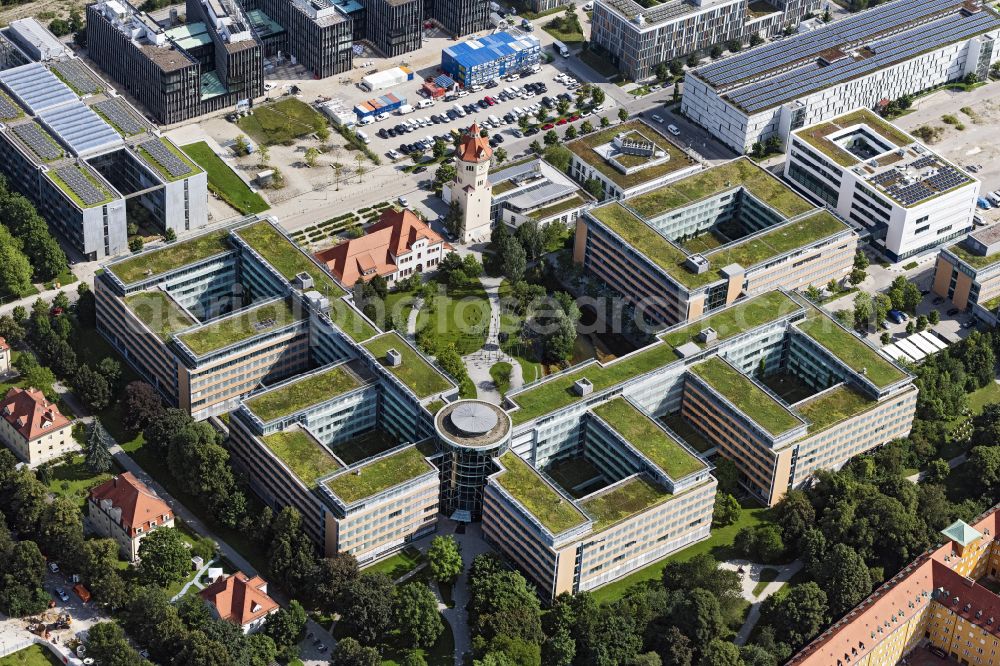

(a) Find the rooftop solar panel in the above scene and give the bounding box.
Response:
[93,98,145,136]
[12,121,62,161]
[54,166,108,206]
[0,62,76,114]
[50,60,102,96]
[38,101,121,156]
[139,138,193,178]
[0,92,21,120]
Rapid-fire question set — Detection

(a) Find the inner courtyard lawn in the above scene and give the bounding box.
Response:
[416,281,491,355]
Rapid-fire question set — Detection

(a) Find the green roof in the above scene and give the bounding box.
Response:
[123,290,196,341]
[110,228,233,284]
[530,194,587,221]
[941,519,982,548]
[589,205,844,290]
[48,166,113,208]
[177,298,304,356]
[591,398,705,479]
[980,293,1000,312]
[661,291,802,350]
[325,446,433,503]
[796,314,907,388]
[580,476,673,532]
[262,427,341,488]
[794,109,913,168]
[234,221,376,342]
[565,120,695,189]
[494,452,588,535]
[690,357,802,437]
[795,385,877,433]
[627,157,813,219]
[947,242,1000,271]
[363,333,454,399]
[138,137,202,182]
[245,365,362,422]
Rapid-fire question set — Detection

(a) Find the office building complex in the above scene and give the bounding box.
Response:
[575,157,857,326]
[789,507,1000,666]
[87,0,265,125]
[441,31,541,88]
[364,0,422,57]
[244,0,354,78]
[786,109,979,261]
[591,0,816,82]
[0,20,207,259]
[681,0,1000,153]
[433,0,489,39]
[933,223,1000,325]
[563,119,700,202]
[489,158,589,230]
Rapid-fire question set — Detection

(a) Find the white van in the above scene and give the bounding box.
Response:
[488,114,501,125]
[416,99,434,109]
[454,104,466,117]
[356,129,370,144]
[397,104,414,115]
[375,112,390,122]
[989,192,1000,207]
[359,115,375,125]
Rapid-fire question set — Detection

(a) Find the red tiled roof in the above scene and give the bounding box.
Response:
[0,387,70,442]
[314,208,449,286]
[458,123,492,162]
[88,472,173,537]
[0,337,9,351]
[200,572,278,627]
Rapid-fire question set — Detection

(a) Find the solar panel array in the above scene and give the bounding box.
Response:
[910,155,937,170]
[885,181,934,206]
[140,138,192,178]
[0,92,20,120]
[869,170,899,187]
[55,166,107,206]
[12,122,62,161]
[696,0,961,89]
[925,165,969,192]
[94,98,144,135]
[722,11,1000,114]
[51,60,101,95]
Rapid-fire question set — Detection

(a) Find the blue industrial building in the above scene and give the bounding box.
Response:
[441,31,541,87]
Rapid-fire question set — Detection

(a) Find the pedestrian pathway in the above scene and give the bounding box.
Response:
[405,297,424,341]
[720,559,803,645]
[461,275,524,403]
[905,452,968,483]
[171,558,216,602]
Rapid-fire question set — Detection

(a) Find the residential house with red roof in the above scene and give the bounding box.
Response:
[315,208,451,287]
[0,386,74,466]
[0,337,10,375]
[88,472,175,561]
[200,572,279,634]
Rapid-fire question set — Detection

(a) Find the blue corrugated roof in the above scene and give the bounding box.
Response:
[443,31,539,69]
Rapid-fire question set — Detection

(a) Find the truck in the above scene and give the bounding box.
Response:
[552,40,569,57]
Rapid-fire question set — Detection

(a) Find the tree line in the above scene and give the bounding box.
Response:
[0,175,69,298]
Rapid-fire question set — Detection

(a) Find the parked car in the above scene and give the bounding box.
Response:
[542,123,555,130]
[947,308,961,316]
[666,124,681,136]
[55,588,69,602]
[651,114,664,123]
[556,118,568,125]
[492,134,505,143]
[398,196,409,207]
[48,561,59,574]
[413,166,427,174]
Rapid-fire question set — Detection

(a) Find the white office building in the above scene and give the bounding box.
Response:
[784,109,979,261]
[681,0,1000,154]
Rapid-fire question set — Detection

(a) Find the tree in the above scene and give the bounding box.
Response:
[164,228,176,242]
[581,120,594,134]
[852,292,873,330]
[671,588,726,656]
[138,527,190,587]
[600,116,611,128]
[494,147,508,164]
[618,108,629,122]
[499,236,527,283]
[583,177,605,200]
[341,573,395,645]
[817,544,871,617]
[74,364,112,411]
[86,622,147,666]
[331,638,380,666]
[726,39,743,52]
[711,44,723,58]
[233,135,250,156]
[304,147,320,167]
[444,199,463,239]
[760,582,828,648]
[0,229,33,297]
[773,489,815,544]
[129,237,144,253]
[122,381,165,435]
[749,33,763,46]
[394,582,444,649]
[928,309,940,325]
[544,130,559,146]
[311,552,359,612]
[258,144,271,167]
[517,220,545,260]
[427,535,462,583]
[264,599,307,661]
[267,507,318,599]
[699,640,742,666]
[84,419,114,473]
[713,493,741,527]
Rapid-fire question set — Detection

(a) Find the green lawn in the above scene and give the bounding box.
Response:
[178,298,304,356]
[580,476,673,531]
[752,567,779,597]
[590,500,769,603]
[381,620,455,666]
[363,332,454,398]
[796,385,877,433]
[245,365,361,422]
[325,446,434,504]
[46,453,119,509]
[416,281,491,355]
[690,357,802,436]
[124,290,197,341]
[795,109,912,168]
[797,315,907,388]
[238,97,327,146]
[363,546,423,579]
[180,141,269,215]
[235,220,344,296]
[0,645,62,666]
[379,289,419,330]
[592,397,706,479]
[110,227,234,285]
[490,361,513,394]
[968,381,1000,415]
[662,291,802,350]
[543,23,584,43]
[262,428,342,488]
[494,452,587,535]
[566,120,694,190]
[947,242,1000,271]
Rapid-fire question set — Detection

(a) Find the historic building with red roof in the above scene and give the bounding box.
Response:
[200,572,279,633]
[315,208,452,287]
[444,123,494,244]
[0,337,10,375]
[789,505,1000,666]
[0,386,74,466]
[88,472,175,561]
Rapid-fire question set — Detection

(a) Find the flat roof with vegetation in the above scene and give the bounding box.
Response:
[245,365,361,422]
[566,120,694,189]
[580,476,674,532]
[137,137,202,182]
[947,242,1000,271]
[530,193,587,221]
[796,385,877,434]
[690,357,802,437]
[661,290,802,350]
[109,228,233,285]
[48,166,114,209]
[124,290,196,341]
[796,314,907,388]
[627,157,813,220]
[325,446,434,504]
[262,427,342,488]
[494,452,588,535]
[592,398,706,479]
[177,298,304,356]
[794,109,913,168]
[363,333,454,399]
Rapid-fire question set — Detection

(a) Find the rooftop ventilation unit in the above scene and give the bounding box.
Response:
[573,378,593,396]
[386,349,402,367]
[697,328,717,344]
